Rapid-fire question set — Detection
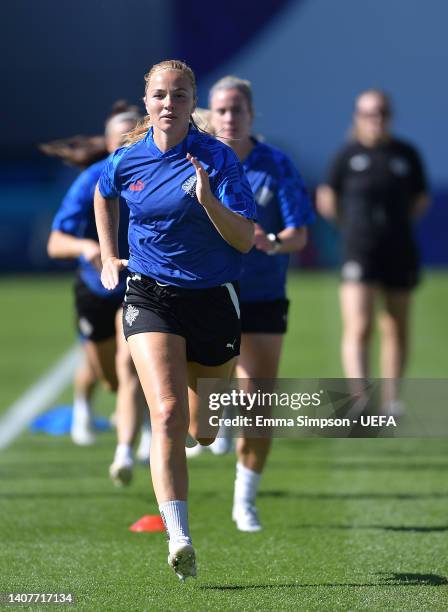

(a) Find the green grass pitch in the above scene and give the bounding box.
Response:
[0,272,447,610]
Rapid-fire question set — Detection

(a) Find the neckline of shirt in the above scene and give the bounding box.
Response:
[242,137,262,168]
[145,124,199,159]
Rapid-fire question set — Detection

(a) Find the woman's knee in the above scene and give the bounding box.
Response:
[151,397,188,434]
[344,319,373,343]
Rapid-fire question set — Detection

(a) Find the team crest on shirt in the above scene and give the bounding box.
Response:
[125,304,140,327]
[389,157,410,176]
[349,154,370,172]
[182,175,197,197]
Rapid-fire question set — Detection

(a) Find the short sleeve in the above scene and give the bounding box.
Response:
[51,168,96,236]
[277,155,315,228]
[325,148,348,194]
[214,151,257,221]
[98,148,125,199]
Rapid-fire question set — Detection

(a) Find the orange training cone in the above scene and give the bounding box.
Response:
[129,514,165,533]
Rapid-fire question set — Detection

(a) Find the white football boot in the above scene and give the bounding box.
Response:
[185,443,205,458]
[109,457,133,487]
[232,503,262,532]
[168,542,197,582]
[71,412,95,446]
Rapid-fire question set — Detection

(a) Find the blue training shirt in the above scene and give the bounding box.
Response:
[51,159,129,297]
[98,125,257,288]
[239,140,315,302]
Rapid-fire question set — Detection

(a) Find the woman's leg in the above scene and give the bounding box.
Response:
[187,358,236,445]
[378,289,412,409]
[109,309,147,485]
[127,332,189,501]
[127,331,196,580]
[83,336,118,392]
[340,282,376,379]
[233,333,283,531]
[71,347,98,446]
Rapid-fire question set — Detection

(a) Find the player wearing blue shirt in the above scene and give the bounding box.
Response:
[192,76,314,533]
[94,61,256,582]
[47,109,148,485]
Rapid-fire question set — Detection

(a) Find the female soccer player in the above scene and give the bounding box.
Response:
[47,104,147,485]
[187,76,314,533]
[94,60,256,581]
[316,89,429,413]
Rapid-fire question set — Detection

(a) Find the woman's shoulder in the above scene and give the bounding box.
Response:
[189,129,240,168]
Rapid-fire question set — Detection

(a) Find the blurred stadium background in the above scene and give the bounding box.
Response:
[2,0,448,273]
[1,1,448,608]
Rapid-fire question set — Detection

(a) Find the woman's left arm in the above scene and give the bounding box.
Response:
[187,153,254,253]
[253,225,308,255]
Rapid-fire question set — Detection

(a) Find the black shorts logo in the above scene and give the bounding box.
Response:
[125,304,140,327]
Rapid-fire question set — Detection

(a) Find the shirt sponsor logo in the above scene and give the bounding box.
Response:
[129,179,145,192]
[182,175,197,197]
[349,154,370,172]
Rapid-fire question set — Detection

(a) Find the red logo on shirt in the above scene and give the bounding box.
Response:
[129,180,144,191]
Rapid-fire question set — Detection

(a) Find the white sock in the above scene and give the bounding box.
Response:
[234,462,261,508]
[114,443,133,464]
[73,393,92,423]
[159,500,192,552]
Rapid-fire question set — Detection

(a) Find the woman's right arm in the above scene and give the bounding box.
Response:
[94,185,127,289]
[47,230,102,271]
[316,185,339,221]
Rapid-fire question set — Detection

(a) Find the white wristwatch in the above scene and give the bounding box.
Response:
[266,233,283,255]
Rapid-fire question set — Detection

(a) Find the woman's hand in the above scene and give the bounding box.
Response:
[253,224,274,253]
[186,153,213,207]
[81,240,103,272]
[101,256,128,290]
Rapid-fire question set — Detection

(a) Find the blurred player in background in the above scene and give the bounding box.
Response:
[46,102,149,485]
[188,76,314,533]
[95,60,256,580]
[316,89,429,413]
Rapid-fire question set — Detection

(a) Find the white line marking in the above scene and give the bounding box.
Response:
[0,344,80,450]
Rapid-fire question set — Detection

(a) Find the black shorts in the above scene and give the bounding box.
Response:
[74,275,123,342]
[341,247,420,290]
[123,273,241,366]
[240,299,290,334]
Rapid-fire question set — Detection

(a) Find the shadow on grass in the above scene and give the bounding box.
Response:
[270,461,448,471]
[259,490,448,500]
[201,573,448,590]
[293,524,448,533]
[378,572,448,586]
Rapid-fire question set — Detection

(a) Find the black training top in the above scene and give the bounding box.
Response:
[325,137,427,253]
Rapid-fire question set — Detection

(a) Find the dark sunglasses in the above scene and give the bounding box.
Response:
[356,108,390,119]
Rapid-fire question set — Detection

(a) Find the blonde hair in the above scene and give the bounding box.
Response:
[192,107,213,134]
[125,60,198,146]
[208,75,254,114]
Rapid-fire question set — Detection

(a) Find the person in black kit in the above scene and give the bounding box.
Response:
[317,89,429,414]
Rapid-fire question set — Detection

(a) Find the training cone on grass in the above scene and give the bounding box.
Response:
[129,515,165,533]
